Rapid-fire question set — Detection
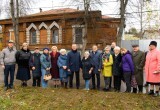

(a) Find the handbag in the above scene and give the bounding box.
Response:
[43,70,52,81]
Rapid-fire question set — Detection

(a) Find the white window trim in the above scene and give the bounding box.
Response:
[9,29,14,40]
[72,25,85,43]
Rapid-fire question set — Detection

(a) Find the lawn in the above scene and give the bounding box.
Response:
[0,86,160,110]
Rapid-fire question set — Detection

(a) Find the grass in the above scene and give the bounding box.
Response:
[0,86,160,110]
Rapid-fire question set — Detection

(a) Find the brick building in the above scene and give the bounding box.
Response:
[0,8,120,50]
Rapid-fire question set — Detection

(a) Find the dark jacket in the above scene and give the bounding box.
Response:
[67,50,82,72]
[82,57,93,80]
[132,50,145,85]
[29,53,41,78]
[90,50,102,74]
[112,53,122,76]
[16,49,31,68]
[122,51,134,73]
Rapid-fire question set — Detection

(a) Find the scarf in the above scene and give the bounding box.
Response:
[43,53,49,61]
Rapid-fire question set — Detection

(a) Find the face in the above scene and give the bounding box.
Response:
[149,45,156,50]
[52,46,57,52]
[114,49,120,54]
[23,46,28,50]
[92,46,98,52]
[43,49,49,54]
[34,49,39,53]
[133,46,139,52]
[84,53,89,58]
[61,51,66,55]
[121,49,127,54]
[111,42,116,48]
[8,43,14,48]
[72,44,77,50]
[105,48,110,54]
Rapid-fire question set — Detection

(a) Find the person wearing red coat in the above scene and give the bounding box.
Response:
[145,41,160,97]
[50,46,60,88]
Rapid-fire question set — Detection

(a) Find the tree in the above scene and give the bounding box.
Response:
[128,27,137,35]
[116,0,128,46]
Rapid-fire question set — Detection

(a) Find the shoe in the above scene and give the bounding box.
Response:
[148,90,154,95]
[4,87,8,91]
[24,83,27,87]
[76,87,79,89]
[91,87,96,90]
[103,88,109,92]
[8,85,14,89]
[153,93,159,97]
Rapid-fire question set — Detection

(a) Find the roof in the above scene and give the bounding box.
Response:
[102,15,112,19]
[27,8,79,17]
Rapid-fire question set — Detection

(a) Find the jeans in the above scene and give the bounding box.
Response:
[4,64,15,87]
[69,71,80,88]
[123,72,131,92]
[41,69,48,88]
[85,80,90,89]
[104,77,111,89]
[92,73,100,89]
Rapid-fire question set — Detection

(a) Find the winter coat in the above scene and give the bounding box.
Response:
[67,50,82,72]
[102,54,113,77]
[82,57,94,80]
[110,48,114,55]
[57,54,68,79]
[112,53,122,76]
[122,51,134,73]
[145,49,160,83]
[40,54,51,70]
[29,53,41,78]
[90,50,102,74]
[132,50,145,85]
[16,49,31,68]
[0,47,17,65]
[50,52,60,78]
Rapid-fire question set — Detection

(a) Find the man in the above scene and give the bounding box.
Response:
[67,44,82,89]
[131,44,145,93]
[29,47,41,87]
[110,42,116,55]
[145,41,160,97]
[0,40,17,91]
[90,45,102,90]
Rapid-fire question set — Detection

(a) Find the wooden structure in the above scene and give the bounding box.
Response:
[0,8,120,50]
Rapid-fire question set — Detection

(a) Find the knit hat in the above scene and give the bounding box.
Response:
[149,41,157,47]
[8,40,14,43]
[43,47,49,51]
[132,44,139,47]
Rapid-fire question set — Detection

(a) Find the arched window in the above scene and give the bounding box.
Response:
[30,28,37,44]
[51,26,59,43]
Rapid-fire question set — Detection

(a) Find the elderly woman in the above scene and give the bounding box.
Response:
[50,46,60,88]
[16,43,31,87]
[40,48,51,88]
[82,51,94,90]
[102,46,113,92]
[112,46,122,92]
[121,48,134,93]
[57,49,68,88]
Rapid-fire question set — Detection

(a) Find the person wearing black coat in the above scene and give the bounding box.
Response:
[82,51,94,90]
[16,43,31,87]
[29,47,41,87]
[67,44,82,89]
[112,46,122,92]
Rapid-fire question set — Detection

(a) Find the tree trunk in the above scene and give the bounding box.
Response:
[10,0,20,50]
[116,0,128,46]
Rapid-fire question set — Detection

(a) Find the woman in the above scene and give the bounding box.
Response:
[40,48,51,88]
[145,41,160,97]
[121,48,134,93]
[57,49,68,88]
[102,46,113,92]
[81,51,93,90]
[112,46,122,92]
[16,43,31,87]
[50,46,60,88]
[29,47,41,87]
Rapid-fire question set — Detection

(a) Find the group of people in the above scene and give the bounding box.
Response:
[0,40,160,97]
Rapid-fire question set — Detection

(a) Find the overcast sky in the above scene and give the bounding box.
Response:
[0,0,160,31]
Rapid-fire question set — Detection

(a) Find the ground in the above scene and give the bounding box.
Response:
[0,68,160,110]
[0,86,160,110]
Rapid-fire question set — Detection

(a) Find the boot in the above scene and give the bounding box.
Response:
[148,90,154,95]
[65,82,68,89]
[133,88,137,93]
[153,91,159,97]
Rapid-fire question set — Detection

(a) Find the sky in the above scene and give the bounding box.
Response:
[0,0,160,31]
